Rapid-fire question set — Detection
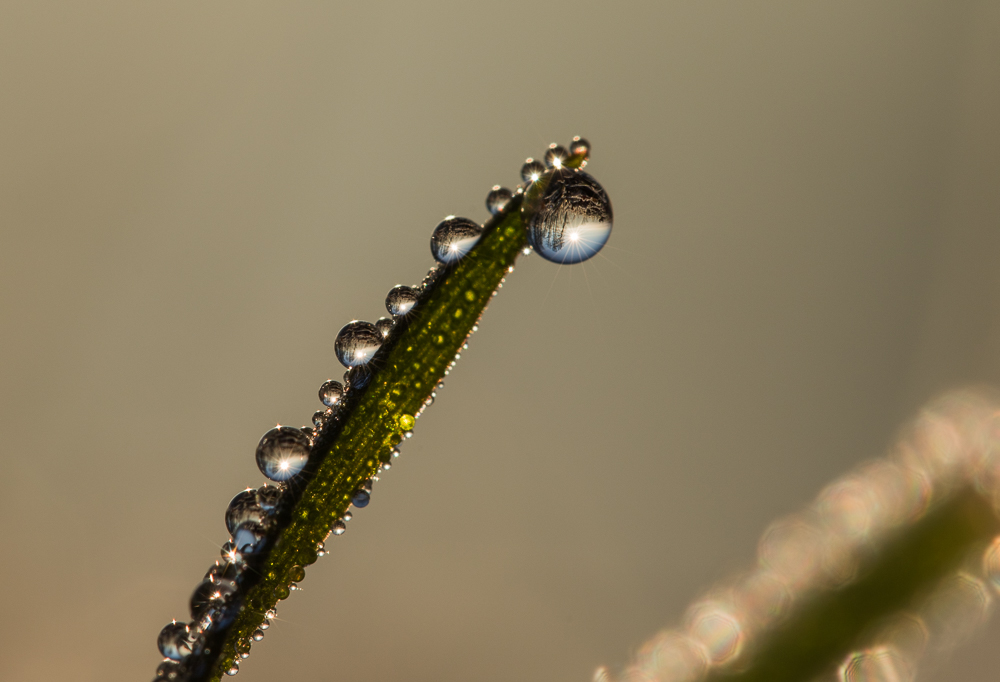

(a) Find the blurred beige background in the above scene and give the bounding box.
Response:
[2,1,999,681]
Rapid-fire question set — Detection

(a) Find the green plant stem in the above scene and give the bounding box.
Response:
[191,154,587,680]
[709,490,1000,682]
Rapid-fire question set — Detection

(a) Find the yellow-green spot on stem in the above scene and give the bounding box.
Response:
[454,309,463,318]
[464,290,475,301]
[399,414,415,431]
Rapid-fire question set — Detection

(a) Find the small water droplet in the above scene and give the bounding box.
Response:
[331,520,347,535]
[312,410,327,428]
[225,489,264,535]
[343,510,353,521]
[381,460,392,471]
[521,246,532,256]
[319,380,344,408]
[544,144,569,169]
[266,608,277,619]
[220,542,242,565]
[256,485,282,513]
[521,158,546,184]
[316,541,327,557]
[225,663,239,676]
[252,628,265,641]
[259,619,271,631]
[431,217,483,264]
[352,490,371,508]
[335,321,383,367]
[190,576,239,623]
[344,365,373,390]
[289,565,306,582]
[569,136,591,160]
[399,414,415,431]
[375,317,394,338]
[386,285,420,316]
[239,651,250,660]
[273,584,290,600]
[486,186,514,215]
[391,447,401,458]
[403,430,413,439]
[158,622,195,661]
[256,426,310,482]
[523,167,613,264]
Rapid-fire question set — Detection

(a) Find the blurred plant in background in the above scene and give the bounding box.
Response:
[609,389,1000,682]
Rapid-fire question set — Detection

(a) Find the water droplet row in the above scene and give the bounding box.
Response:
[152,137,605,679]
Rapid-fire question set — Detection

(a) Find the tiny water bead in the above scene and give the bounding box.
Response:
[226,663,239,676]
[252,629,265,641]
[522,167,613,264]
[335,321,383,367]
[319,380,344,408]
[158,622,196,661]
[520,158,546,184]
[375,317,394,338]
[225,489,264,535]
[544,144,569,169]
[569,135,591,159]
[486,186,514,215]
[386,285,419,316]
[430,217,483,264]
[256,426,311,482]
[312,410,327,428]
[343,510,353,521]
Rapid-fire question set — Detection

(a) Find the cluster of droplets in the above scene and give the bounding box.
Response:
[601,389,1000,682]
[153,137,611,681]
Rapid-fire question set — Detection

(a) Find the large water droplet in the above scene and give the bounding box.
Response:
[158,622,196,661]
[225,489,264,535]
[522,167,613,264]
[255,426,310,482]
[544,144,569,169]
[486,186,513,215]
[335,321,383,367]
[319,380,344,408]
[431,217,483,264]
[520,158,546,183]
[386,285,419,317]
